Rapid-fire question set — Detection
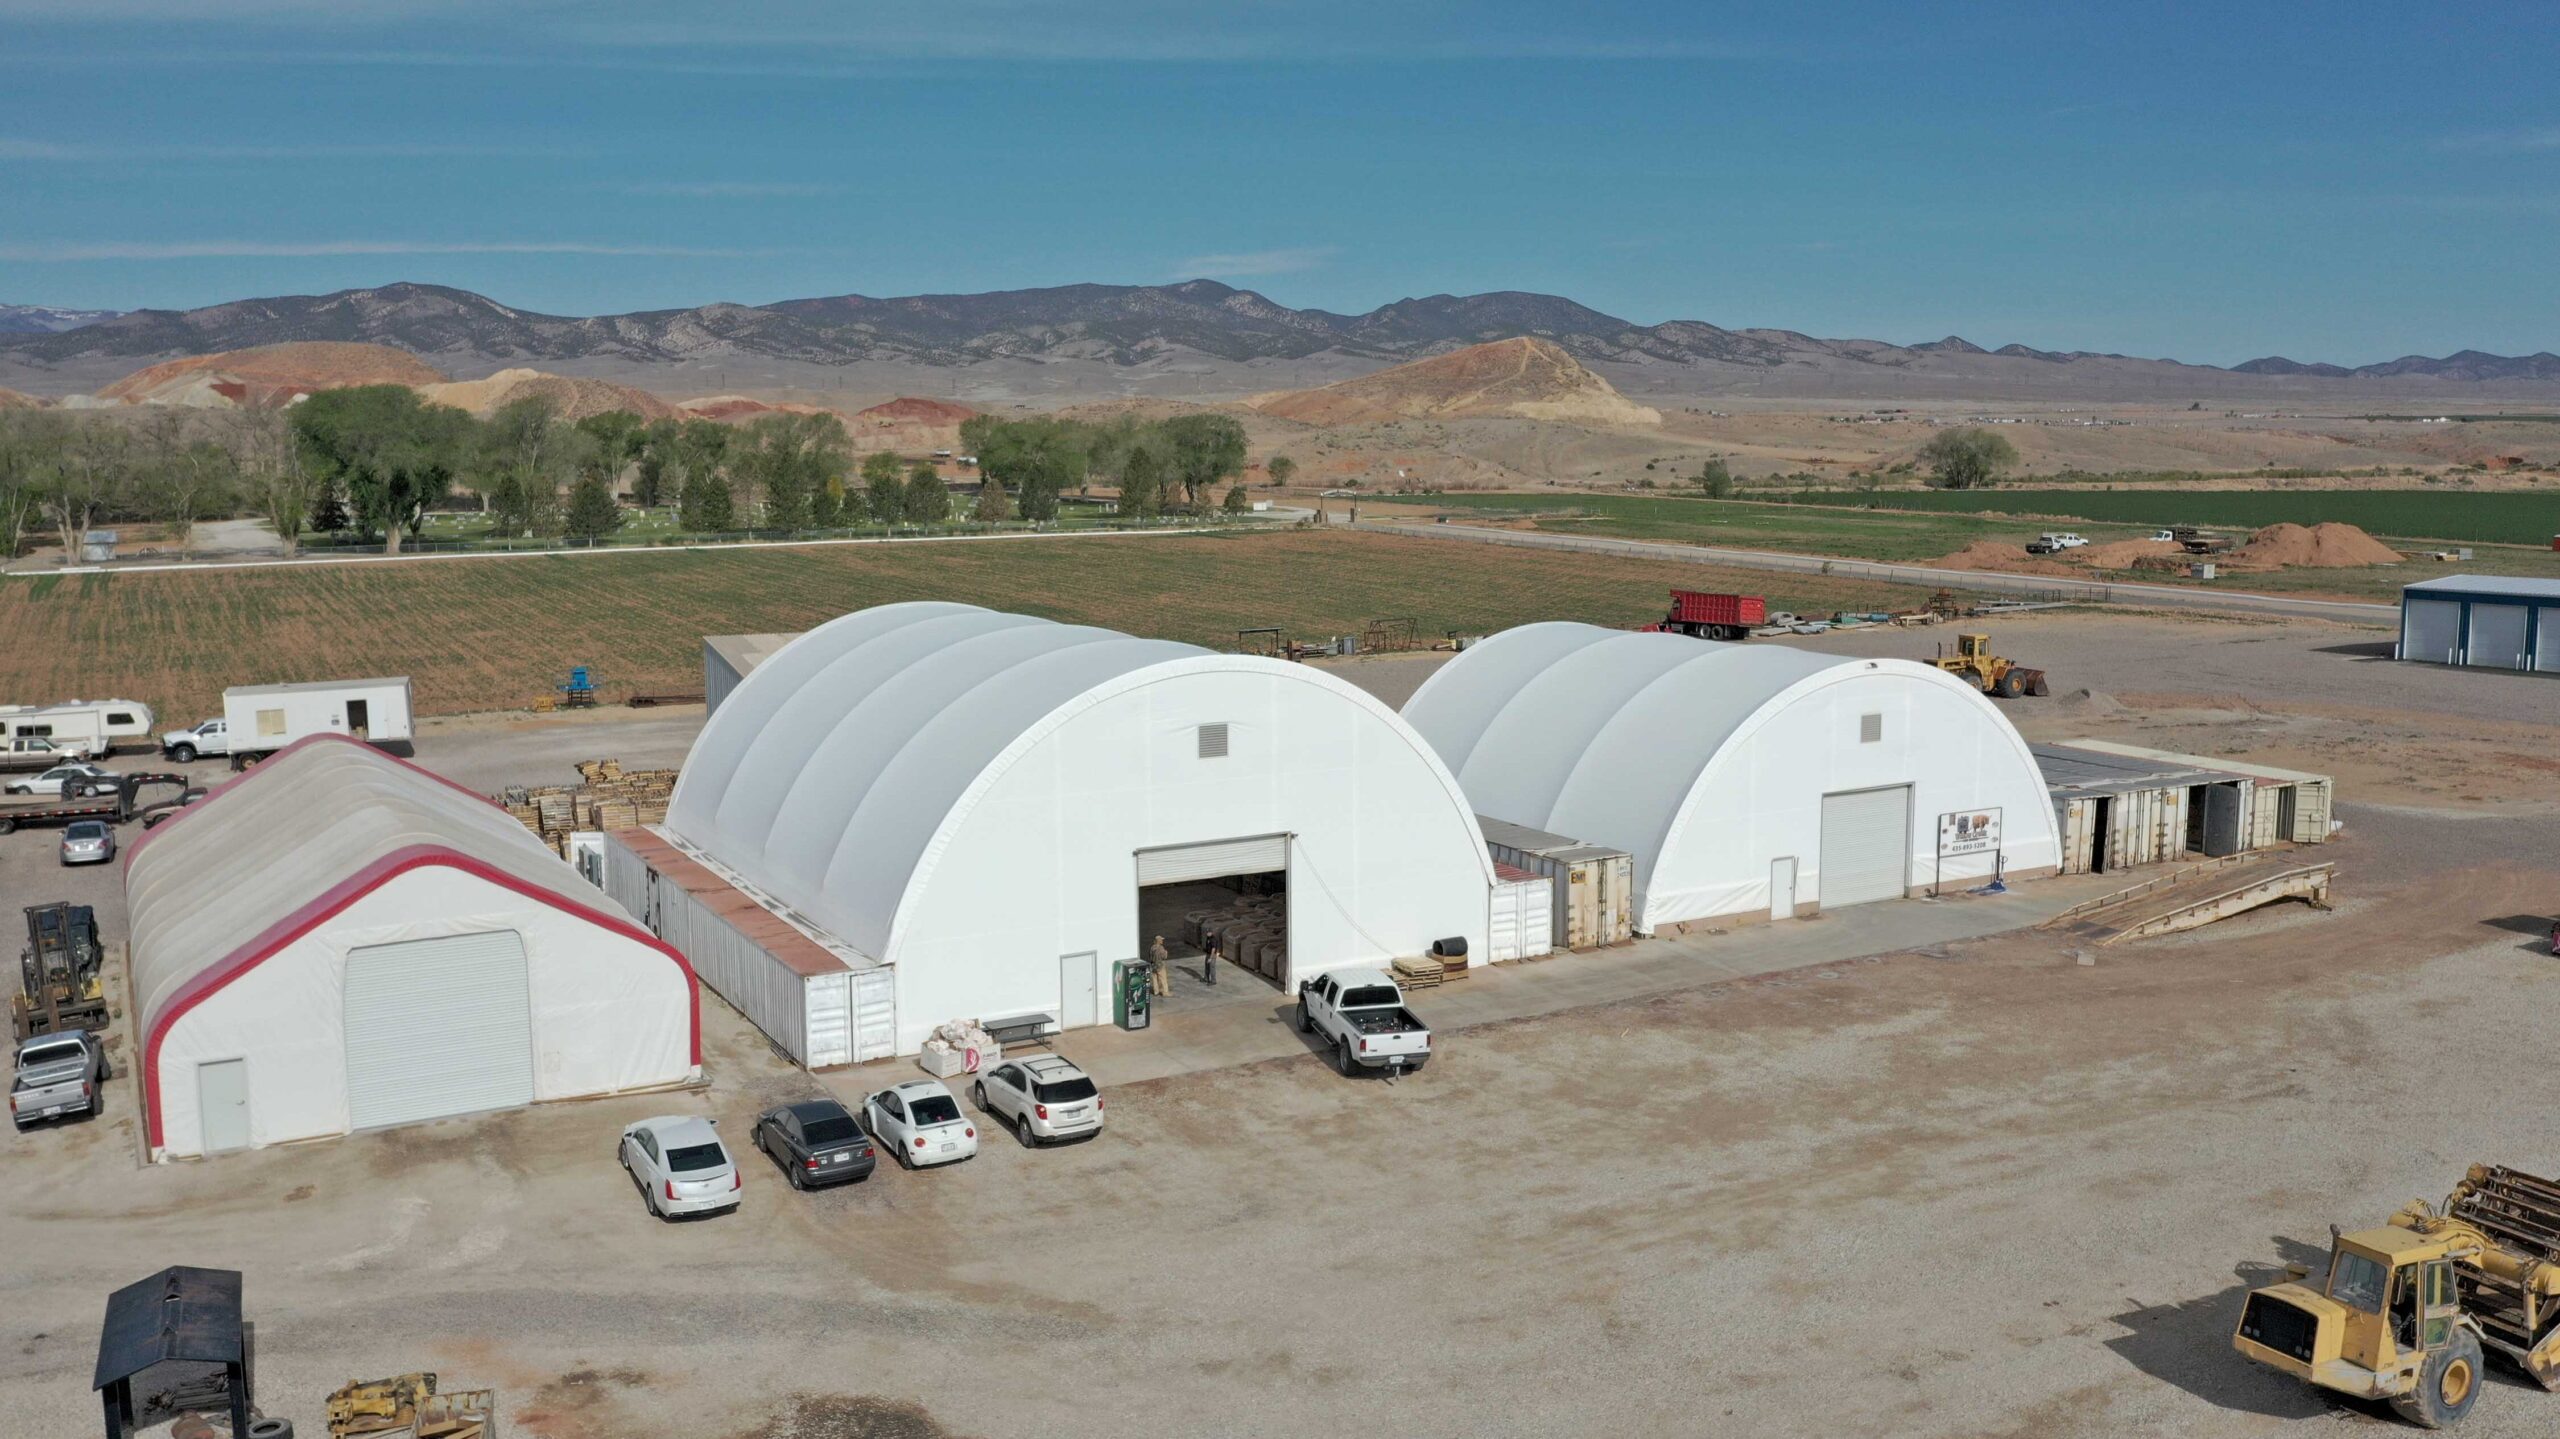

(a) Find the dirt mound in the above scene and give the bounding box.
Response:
[678,395,842,423]
[2053,687,2124,715]
[2066,537,2184,569]
[1928,540,2078,577]
[2230,522,2402,568]
[97,341,447,408]
[420,368,678,422]
[856,396,977,425]
[1252,337,1662,428]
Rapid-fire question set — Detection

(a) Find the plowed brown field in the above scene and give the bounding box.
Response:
[0,530,1929,718]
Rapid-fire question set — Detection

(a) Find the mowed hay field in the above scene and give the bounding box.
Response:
[0,530,1930,718]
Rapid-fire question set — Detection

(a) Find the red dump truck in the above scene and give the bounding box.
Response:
[1642,589,1767,642]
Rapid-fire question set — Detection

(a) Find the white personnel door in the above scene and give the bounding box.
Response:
[1059,952,1099,1029]
[1819,786,1913,910]
[343,930,535,1131]
[197,1058,251,1153]
[1770,857,1798,921]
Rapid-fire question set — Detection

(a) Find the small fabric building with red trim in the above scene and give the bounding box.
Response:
[125,734,700,1161]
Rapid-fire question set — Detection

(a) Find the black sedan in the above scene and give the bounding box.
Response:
[753,1098,876,1189]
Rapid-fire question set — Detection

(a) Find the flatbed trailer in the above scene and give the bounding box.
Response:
[0,772,196,836]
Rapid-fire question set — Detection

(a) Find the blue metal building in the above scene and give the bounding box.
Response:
[2398,574,2560,672]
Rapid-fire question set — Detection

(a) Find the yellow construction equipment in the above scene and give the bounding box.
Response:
[1930,633,2048,698]
[324,1372,494,1437]
[2234,1164,2560,1428]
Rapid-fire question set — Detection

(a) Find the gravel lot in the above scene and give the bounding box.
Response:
[3,612,2555,1437]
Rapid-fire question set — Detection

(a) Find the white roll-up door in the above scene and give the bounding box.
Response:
[1135,834,1288,886]
[1819,786,1912,909]
[344,930,535,1131]
[2401,599,2460,663]
[2467,601,2529,669]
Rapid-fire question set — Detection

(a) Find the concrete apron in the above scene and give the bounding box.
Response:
[956,869,2132,1089]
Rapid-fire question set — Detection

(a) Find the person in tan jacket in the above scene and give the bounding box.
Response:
[1148,934,1172,996]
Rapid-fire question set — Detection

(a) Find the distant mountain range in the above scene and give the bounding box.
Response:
[1,280,2554,387]
[0,303,124,335]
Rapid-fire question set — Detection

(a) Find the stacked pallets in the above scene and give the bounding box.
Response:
[1391,955,1446,989]
[499,758,679,856]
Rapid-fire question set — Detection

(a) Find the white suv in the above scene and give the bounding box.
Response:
[973,1056,1104,1147]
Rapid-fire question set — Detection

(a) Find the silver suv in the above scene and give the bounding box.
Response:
[973,1055,1104,1146]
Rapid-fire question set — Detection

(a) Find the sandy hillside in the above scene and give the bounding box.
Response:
[676,394,842,423]
[844,395,978,452]
[421,368,679,421]
[1253,337,1662,427]
[95,341,448,408]
[0,387,39,410]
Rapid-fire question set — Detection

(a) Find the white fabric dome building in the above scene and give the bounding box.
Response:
[1403,624,2058,931]
[666,603,1494,1051]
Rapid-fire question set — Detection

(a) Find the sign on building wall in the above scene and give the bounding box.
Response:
[1937,808,2002,858]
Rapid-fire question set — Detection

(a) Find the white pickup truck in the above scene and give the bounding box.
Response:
[1295,969,1432,1077]
[11,1030,109,1130]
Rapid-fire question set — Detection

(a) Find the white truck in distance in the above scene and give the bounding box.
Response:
[1296,968,1432,1077]
[0,700,153,756]
[162,677,414,767]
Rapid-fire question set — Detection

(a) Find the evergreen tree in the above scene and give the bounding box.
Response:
[903,462,949,525]
[564,472,624,540]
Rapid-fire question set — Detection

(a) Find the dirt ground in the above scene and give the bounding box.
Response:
[6,609,2560,1437]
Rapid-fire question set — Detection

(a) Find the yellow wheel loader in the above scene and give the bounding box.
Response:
[2234,1165,2560,1428]
[1930,633,2049,698]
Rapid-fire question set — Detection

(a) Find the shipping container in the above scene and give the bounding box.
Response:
[1488,862,1555,962]
[1667,590,1768,630]
[702,634,796,718]
[1477,815,1638,948]
[2036,740,2333,875]
[605,827,888,1068]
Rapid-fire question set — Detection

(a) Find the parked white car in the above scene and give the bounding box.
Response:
[4,763,115,797]
[619,1115,741,1219]
[863,1078,978,1168]
[973,1055,1104,1146]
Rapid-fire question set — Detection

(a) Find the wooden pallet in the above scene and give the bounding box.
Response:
[1391,956,1445,989]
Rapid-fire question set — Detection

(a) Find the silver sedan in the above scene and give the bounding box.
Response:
[59,820,115,866]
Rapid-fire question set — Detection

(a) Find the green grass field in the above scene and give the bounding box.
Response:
[1771,488,2560,547]
[0,529,1936,720]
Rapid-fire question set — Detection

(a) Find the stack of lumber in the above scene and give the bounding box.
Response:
[1391,955,1445,989]
[499,758,679,854]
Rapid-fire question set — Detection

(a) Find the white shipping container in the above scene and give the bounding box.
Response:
[1488,869,1554,962]
[603,828,879,1069]
[225,676,414,758]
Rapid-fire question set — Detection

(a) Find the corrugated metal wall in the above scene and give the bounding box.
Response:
[1485,843,1633,949]
[605,835,833,1067]
[704,644,745,719]
[1488,874,1554,961]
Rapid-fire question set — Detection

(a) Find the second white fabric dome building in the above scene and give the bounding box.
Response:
[1402,623,2058,932]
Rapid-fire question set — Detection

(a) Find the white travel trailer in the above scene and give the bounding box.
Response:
[0,705,112,759]
[161,678,415,768]
[0,699,156,755]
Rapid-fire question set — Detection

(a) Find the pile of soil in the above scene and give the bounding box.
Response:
[1928,540,2077,577]
[2067,538,2183,568]
[2230,522,2403,568]
[421,369,679,422]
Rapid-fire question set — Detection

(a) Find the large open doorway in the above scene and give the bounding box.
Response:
[1134,835,1290,1016]
[2089,796,2114,873]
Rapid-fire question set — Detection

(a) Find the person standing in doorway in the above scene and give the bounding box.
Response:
[1202,930,1221,987]
[1148,934,1172,996]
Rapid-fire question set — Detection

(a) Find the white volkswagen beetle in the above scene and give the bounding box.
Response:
[862,1079,978,1169]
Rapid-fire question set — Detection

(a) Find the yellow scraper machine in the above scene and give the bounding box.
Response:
[2235,1165,2560,1428]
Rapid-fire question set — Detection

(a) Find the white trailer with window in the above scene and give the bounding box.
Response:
[0,699,155,755]
[218,677,414,765]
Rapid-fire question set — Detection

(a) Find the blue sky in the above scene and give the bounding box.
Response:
[2,0,2555,364]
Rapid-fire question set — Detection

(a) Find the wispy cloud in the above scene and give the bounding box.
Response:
[1173,246,1340,280]
[0,136,569,161]
[0,239,791,261]
[2437,126,2560,153]
[610,180,840,199]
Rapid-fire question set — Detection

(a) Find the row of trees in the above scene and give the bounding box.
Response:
[1688,427,2020,496]
[1,390,1281,563]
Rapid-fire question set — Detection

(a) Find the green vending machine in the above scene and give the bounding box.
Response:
[1113,960,1152,1030]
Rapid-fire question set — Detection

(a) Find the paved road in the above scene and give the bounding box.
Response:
[1359,519,2400,626]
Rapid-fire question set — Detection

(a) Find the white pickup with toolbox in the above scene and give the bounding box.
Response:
[163,677,414,767]
[1295,968,1432,1077]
